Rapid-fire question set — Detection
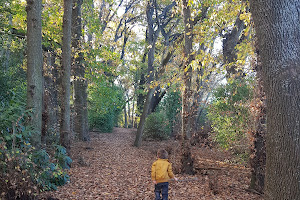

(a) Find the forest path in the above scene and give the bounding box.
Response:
[42,128,262,200]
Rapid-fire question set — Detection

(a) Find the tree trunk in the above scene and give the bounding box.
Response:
[181,0,195,175]
[72,0,89,141]
[26,0,43,148]
[250,1,300,199]
[149,87,167,114]
[222,14,245,78]
[127,95,131,126]
[134,88,155,147]
[137,71,146,114]
[131,100,135,128]
[190,66,204,134]
[181,0,193,140]
[60,0,73,151]
[124,104,128,128]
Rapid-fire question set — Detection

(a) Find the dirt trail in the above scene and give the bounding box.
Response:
[42,128,262,200]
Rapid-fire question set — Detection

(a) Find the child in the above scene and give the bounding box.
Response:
[151,149,178,200]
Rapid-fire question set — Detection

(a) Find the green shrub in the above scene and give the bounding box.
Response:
[157,91,181,134]
[208,79,253,149]
[143,112,170,140]
[89,112,115,132]
[28,146,71,190]
[88,82,124,132]
[0,92,72,197]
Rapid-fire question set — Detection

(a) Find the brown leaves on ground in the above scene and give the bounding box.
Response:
[40,128,262,200]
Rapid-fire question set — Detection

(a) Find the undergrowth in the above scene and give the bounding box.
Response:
[0,92,72,199]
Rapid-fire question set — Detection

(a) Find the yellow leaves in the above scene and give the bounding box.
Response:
[15,165,21,171]
[239,12,251,24]
[184,66,189,73]
[244,25,251,37]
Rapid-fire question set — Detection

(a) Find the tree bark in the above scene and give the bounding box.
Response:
[72,0,90,141]
[190,66,203,133]
[42,52,59,144]
[250,1,300,199]
[26,0,43,148]
[60,0,73,151]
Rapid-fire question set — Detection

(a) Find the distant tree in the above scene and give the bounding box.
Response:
[26,0,43,147]
[133,0,156,146]
[134,0,177,147]
[250,0,300,199]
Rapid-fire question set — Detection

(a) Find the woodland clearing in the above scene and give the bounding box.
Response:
[41,128,262,200]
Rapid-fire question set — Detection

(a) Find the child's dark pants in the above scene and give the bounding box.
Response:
[154,182,169,200]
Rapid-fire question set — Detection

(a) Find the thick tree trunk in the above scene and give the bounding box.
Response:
[250,1,300,199]
[60,0,73,151]
[72,0,89,141]
[181,0,194,140]
[181,0,195,175]
[26,0,43,148]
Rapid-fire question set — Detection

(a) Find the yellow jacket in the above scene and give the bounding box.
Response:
[151,159,175,183]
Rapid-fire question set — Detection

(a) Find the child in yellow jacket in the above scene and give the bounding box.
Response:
[151,149,178,200]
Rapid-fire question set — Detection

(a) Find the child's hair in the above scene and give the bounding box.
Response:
[157,149,168,159]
